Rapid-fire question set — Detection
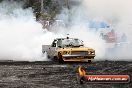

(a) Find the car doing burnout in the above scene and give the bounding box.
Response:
[42,37,95,63]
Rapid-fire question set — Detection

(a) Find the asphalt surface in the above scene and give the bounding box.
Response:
[0,61,131,88]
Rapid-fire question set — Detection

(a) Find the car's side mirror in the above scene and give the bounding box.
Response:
[52,43,56,47]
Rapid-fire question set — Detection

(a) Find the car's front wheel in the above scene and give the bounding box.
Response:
[88,60,91,63]
[58,53,64,63]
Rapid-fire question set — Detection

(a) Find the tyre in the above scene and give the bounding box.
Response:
[59,58,64,63]
[88,60,91,63]
[58,53,64,63]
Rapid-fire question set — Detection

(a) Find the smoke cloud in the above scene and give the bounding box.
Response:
[0,1,60,61]
[54,0,132,60]
[82,0,132,60]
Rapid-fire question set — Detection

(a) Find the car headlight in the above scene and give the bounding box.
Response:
[64,51,71,55]
[91,51,95,55]
[88,51,95,54]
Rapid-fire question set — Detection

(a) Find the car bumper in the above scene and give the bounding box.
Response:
[62,55,95,61]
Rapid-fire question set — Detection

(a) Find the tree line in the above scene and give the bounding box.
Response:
[0,0,65,20]
[25,0,60,20]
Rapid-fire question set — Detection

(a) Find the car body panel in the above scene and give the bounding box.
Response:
[42,37,95,62]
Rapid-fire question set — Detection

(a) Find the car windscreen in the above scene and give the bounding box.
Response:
[57,39,83,47]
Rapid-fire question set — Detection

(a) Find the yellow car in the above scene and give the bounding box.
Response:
[42,37,95,63]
